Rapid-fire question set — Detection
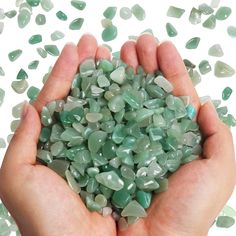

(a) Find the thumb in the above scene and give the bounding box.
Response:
[2,103,41,168]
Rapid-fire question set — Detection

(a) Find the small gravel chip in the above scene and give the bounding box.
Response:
[69,18,84,30]
[214,61,235,78]
[189,7,202,25]
[103,6,117,20]
[37,47,47,58]
[8,49,23,62]
[185,37,200,49]
[222,87,233,101]
[11,79,29,94]
[227,26,236,38]
[216,216,235,228]
[0,88,5,106]
[102,25,118,42]
[51,30,65,41]
[0,66,5,76]
[0,138,6,148]
[198,60,212,75]
[166,22,178,37]
[167,6,185,18]
[44,45,60,56]
[29,34,42,44]
[215,7,232,20]
[120,7,132,20]
[28,60,39,70]
[131,4,145,21]
[26,0,40,7]
[198,3,214,15]
[35,14,46,25]
[56,10,67,21]
[16,68,28,80]
[4,10,17,18]
[202,15,216,29]
[41,0,54,12]
[208,44,224,57]
[71,0,86,11]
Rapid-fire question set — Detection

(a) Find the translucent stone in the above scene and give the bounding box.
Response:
[121,200,147,217]
[185,37,200,49]
[101,18,112,28]
[198,3,214,15]
[222,205,236,218]
[11,79,29,94]
[135,108,154,122]
[35,14,46,25]
[51,30,65,41]
[18,9,31,28]
[211,0,221,8]
[214,61,235,78]
[26,0,40,7]
[11,119,20,132]
[95,171,124,191]
[79,59,96,76]
[102,25,118,42]
[98,59,114,72]
[0,22,3,34]
[12,101,24,118]
[216,216,235,228]
[122,90,142,109]
[37,47,47,58]
[40,107,52,127]
[0,66,5,76]
[37,149,52,163]
[87,167,99,177]
[41,0,54,12]
[44,45,60,56]
[56,11,67,21]
[17,68,28,80]
[28,60,39,70]
[65,170,81,193]
[189,7,202,25]
[183,59,196,69]
[154,75,173,93]
[208,44,224,57]
[69,18,84,30]
[0,219,11,235]
[50,141,64,156]
[0,88,5,107]
[227,26,236,38]
[86,112,103,123]
[0,8,4,20]
[131,4,146,21]
[166,22,178,37]
[86,196,102,212]
[108,95,125,113]
[95,194,107,207]
[120,7,132,20]
[199,60,212,75]
[135,176,159,191]
[0,138,6,148]
[136,191,152,209]
[48,160,69,177]
[86,178,99,193]
[147,161,163,177]
[27,86,40,101]
[71,0,86,10]
[88,131,107,153]
[118,217,128,231]
[121,165,135,180]
[167,6,185,18]
[103,6,117,20]
[8,49,23,62]
[215,7,231,20]
[97,75,110,87]
[186,105,196,120]
[102,207,112,216]
[202,15,216,29]
[5,10,17,18]
[222,87,233,101]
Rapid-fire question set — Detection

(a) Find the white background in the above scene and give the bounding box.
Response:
[0,0,236,235]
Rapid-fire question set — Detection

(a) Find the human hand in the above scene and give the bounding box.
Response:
[118,34,236,236]
[0,35,116,236]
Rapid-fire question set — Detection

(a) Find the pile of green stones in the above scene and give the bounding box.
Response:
[37,57,202,225]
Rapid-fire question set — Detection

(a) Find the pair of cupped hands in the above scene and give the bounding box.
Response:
[0,34,235,236]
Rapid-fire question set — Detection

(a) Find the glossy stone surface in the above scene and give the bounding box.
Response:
[202,15,216,29]
[18,9,31,28]
[12,101,24,118]
[29,34,42,44]
[167,6,185,18]
[37,149,52,163]
[88,131,107,153]
[154,75,173,93]
[215,7,232,20]
[198,3,214,15]
[216,216,235,228]
[208,44,224,57]
[227,26,236,38]
[27,86,40,101]
[102,25,118,42]
[44,45,60,56]
[166,22,177,37]
[136,191,152,209]
[26,0,40,7]
[103,6,117,20]
[56,11,67,21]
[222,87,233,101]
[69,18,84,30]
[121,200,147,217]
[95,171,124,191]
[0,22,4,34]
[131,4,146,21]
[51,30,65,41]
[16,68,28,80]
[112,189,131,208]
[41,0,54,12]
[120,7,132,20]
[0,88,5,107]
[199,60,212,75]
[35,14,46,25]
[65,170,81,193]
[185,37,200,49]
[11,79,29,94]
[0,138,6,148]
[214,61,235,78]
[28,60,39,70]
[5,10,17,18]
[48,160,69,177]
[189,7,202,25]
[71,0,86,10]
[8,49,22,62]
[37,47,47,58]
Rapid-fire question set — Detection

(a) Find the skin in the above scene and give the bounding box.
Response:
[0,34,235,236]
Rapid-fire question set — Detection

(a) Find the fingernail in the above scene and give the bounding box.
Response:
[200,96,211,105]
[66,42,76,47]
[21,102,29,120]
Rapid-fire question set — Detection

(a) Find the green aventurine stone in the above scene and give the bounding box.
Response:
[51,31,65,41]
[37,47,47,58]
[12,101,24,118]
[26,0,40,7]
[41,106,52,126]
[37,149,52,163]
[120,7,132,20]
[216,216,235,228]
[0,219,11,235]
[166,23,178,37]
[71,0,86,10]
[208,44,224,57]
[136,108,154,122]
[80,59,96,76]
[0,138,6,148]
[198,60,211,75]
[35,14,46,25]
[215,7,232,20]
[211,0,220,8]
[131,4,146,21]
[121,200,147,217]
[5,10,17,18]
[98,59,114,72]
[17,68,28,80]
[198,3,214,15]
[101,18,112,28]
[88,131,107,153]
[167,6,185,18]
[65,170,81,193]
[108,95,125,113]
[44,45,60,56]
[222,205,236,218]
[0,66,5,76]
[202,15,216,29]
[136,176,159,191]
[18,9,31,28]
[112,189,131,208]
[29,34,42,44]
[27,86,40,101]
[28,60,39,70]
[48,160,69,177]
[8,49,22,62]
[0,22,4,34]
[110,67,125,84]
[214,61,235,78]
[103,7,117,20]
[56,11,67,21]
[102,25,118,42]
[50,141,64,156]
[227,26,236,38]
[41,0,54,12]
[11,79,29,94]
[95,194,107,208]
[0,88,5,106]
[222,87,233,101]
[86,196,102,212]
[185,37,200,49]
[39,127,51,142]
[136,191,152,209]
[95,171,124,191]
[189,7,202,25]
[69,18,84,30]
[122,90,142,109]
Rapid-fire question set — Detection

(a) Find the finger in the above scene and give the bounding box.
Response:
[198,101,235,161]
[2,103,41,167]
[77,34,98,65]
[136,33,158,73]
[157,41,200,111]
[95,45,111,61]
[120,41,139,72]
[34,43,79,112]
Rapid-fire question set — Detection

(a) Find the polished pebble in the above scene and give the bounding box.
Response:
[222,87,233,101]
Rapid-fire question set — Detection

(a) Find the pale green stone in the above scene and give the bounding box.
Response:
[26,0,40,7]
[17,68,28,80]
[118,217,128,231]
[86,196,102,212]
[121,165,135,180]
[208,44,224,57]
[112,189,131,208]
[50,141,64,156]
[71,0,86,10]
[166,22,178,37]
[110,66,125,84]
[167,6,185,18]
[35,14,46,25]
[10,119,20,132]
[211,0,220,8]
[69,18,84,30]
[202,15,216,29]
[198,3,214,15]
[97,75,110,87]
[11,79,29,94]
[95,194,107,207]
[56,11,67,21]
[8,49,22,62]
[0,138,6,148]
[44,45,60,56]
[101,18,113,28]
[108,95,125,113]
[131,4,145,21]
[88,131,107,153]
[199,60,212,75]
[222,205,236,218]
[121,200,147,217]
[80,59,96,76]
[0,219,11,235]
[29,34,42,44]
[86,112,103,123]
[103,6,117,20]
[102,25,118,42]
[135,108,154,122]
[0,88,5,106]
[222,87,233,101]
[135,176,159,191]
[41,0,54,12]
[41,106,53,126]
[95,171,124,191]
[214,61,235,78]
[65,170,81,193]
[51,30,65,41]
[48,160,69,177]
[185,37,200,49]
[120,7,132,20]
[154,75,173,93]
[18,9,31,28]
[87,167,100,177]
[5,10,17,18]
[28,60,39,70]
[37,47,47,58]
[215,7,231,20]
[12,101,24,118]
[37,149,52,163]
[0,22,4,34]
[227,26,236,38]
[216,216,235,228]
[0,8,5,20]
[86,178,98,193]
[122,90,142,109]
[136,191,152,209]
[189,7,202,24]
[27,86,40,101]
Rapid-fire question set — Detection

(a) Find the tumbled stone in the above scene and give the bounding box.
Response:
[198,3,214,15]
[18,9,31,28]
[227,26,236,38]
[215,7,231,20]
[16,68,28,80]
[71,0,86,10]
[131,4,145,21]
[11,79,29,94]
[12,101,24,118]
[88,130,107,153]
[69,18,84,30]
[41,106,53,126]
[56,11,67,21]
[208,44,224,57]
[28,60,39,70]
[154,75,174,93]
[8,49,22,62]
[27,86,40,101]
[120,7,132,20]
[48,160,69,178]
[211,0,220,8]
[185,37,200,49]
[214,61,235,77]
[121,200,147,217]
[44,45,60,56]
[0,88,5,107]
[51,30,65,41]
[103,6,117,20]
[41,0,54,12]
[95,194,107,208]
[0,22,4,34]
[0,138,6,149]
[112,189,131,208]
[202,15,216,29]
[102,25,118,42]
[37,47,47,58]
[222,87,233,101]
[37,149,52,163]
[216,216,235,228]
[39,127,51,142]
[167,6,185,18]
[26,0,40,7]
[35,14,46,25]
[189,7,202,25]
[65,170,81,193]
[166,22,178,37]
[29,34,42,44]
[5,10,17,18]
[199,60,212,75]
[136,191,152,209]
